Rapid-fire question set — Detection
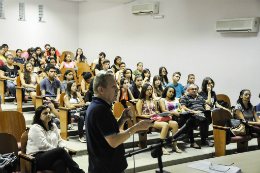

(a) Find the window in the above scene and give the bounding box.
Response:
[39,5,44,22]
[0,0,4,19]
[19,3,25,20]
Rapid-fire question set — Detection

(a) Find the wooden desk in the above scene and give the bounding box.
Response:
[140,150,260,173]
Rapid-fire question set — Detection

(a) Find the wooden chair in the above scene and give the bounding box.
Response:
[77,62,90,70]
[13,62,24,73]
[16,76,24,112]
[216,94,232,109]
[212,109,254,157]
[0,133,19,172]
[60,51,74,62]
[19,128,76,173]
[90,63,95,76]
[77,67,91,77]
[35,84,44,109]
[0,111,26,151]
[0,78,6,104]
[59,92,74,141]
[7,50,16,57]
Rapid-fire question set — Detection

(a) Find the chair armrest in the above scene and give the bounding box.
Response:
[19,153,35,162]
[36,96,44,99]
[66,148,77,155]
[213,125,230,130]
[0,78,6,81]
[15,86,24,90]
[59,107,74,111]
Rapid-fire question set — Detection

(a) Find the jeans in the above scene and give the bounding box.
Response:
[6,81,16,99]
[33,147,84,173]
[197,111,212,142]
[78,115,84,138]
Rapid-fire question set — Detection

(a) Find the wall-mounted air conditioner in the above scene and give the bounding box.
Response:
[215,17,260,33]
[132,2,159,14]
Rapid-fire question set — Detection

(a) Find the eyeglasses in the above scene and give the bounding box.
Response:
[190,88,198,91]
[243,94,251,97]
[209,162,234,172]
[42,112,51,115]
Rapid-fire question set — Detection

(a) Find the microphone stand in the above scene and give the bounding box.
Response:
[125,135,186,173]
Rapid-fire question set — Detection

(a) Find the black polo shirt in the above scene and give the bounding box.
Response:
[85,97,127,173]
[180,94,206,111]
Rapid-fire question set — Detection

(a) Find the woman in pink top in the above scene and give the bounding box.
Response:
[60,53,76,69]
[22,47,34,60]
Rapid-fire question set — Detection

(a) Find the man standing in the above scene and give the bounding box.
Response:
[180,84,214,147]
[166,72,185,98]
[85,73,153,173]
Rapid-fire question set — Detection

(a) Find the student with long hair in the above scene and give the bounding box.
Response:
[20,61,40,108]
[74,48,87,65]
[199,77,230,111]
[27,56,40,73]
[60,53,76,69]
[22,47,34,60]
[234,90,260,133]
[94,55,105,75]
[159,86,201,150]
[48,47,60,64]
[64,80,86,142]
[26,105,85,173]
[130,74,143,102]
[136,83,179,155]
[34,47,45,68]
[84,78,94,104]
[117,77,134,102]
[81,72,92,94]
[92,52,106,71]
[152,75,163,98]
[142,68,151,85]
[159,67,170,88]
[111,56,121,74]
[184,74,200,93]
[123,68,134,85]
[14,49,26,64]
[61,70,76,93]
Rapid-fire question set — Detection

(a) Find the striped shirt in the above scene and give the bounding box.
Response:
[180,94,206,111]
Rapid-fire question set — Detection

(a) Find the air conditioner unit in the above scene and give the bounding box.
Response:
[132,2,159,14]
[215,17,260,33]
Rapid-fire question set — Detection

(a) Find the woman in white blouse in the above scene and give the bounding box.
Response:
[26,105,85,173]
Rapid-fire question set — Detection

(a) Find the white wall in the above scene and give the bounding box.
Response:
[79,0,260,105]
[0,0,79,53]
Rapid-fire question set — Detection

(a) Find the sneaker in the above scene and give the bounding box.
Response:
[79,137,86,143]
[202,139,214,147]
[13,100,17,105]
[68,124,73,130]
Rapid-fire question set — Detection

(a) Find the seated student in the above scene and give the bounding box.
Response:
[94,55,105,75]
[64,80,86,143]
[132,62,143,76]
[40,65,61,108]
[136,83,179,155]
[130,74,143,102]
[117,77,134,102]
[74,48,87,65]
[111,56,121,74]
[34,47,45,67]
[142,68,151,85]
[123,68,134,85]
[84,78,94,104]
[159,66,170,88]
[81,72,92,94]
[116,62,126,83]
[41,50,48,63]
[199,77,230,111]
[166,72,185,99]
[234,89,260,134]
[45,44,61,57]
[14,49,26,64]
[20,61,40,108]
[184,74,200,93]
[27,56,40,73]
[47,57,61,75]
[180,84,213,147]
[61,70,76,93]
[22,47,34,60]
[39,64,59,82]
[26,105,85,173]
[48,47,60,65]
[92,52,106,71]
[60,53,76,69]
[0,59,4,67]
[159,86,200,150]
[0,45,7,64]
[97,59,114,75]
[0,54,21,104]
[152,75,163,98]
[2,44,9,56]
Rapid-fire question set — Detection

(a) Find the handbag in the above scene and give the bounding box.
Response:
[150,114,172,122]
[192,112,206,121]
[0,152,18,173]
[224,119,247,136]
[24,86,36,92]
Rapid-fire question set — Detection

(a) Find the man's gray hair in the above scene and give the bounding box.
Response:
[93,73,115,94]
[187,84,197,90]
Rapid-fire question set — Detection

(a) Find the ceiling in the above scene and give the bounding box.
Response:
[63,0,135,3]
